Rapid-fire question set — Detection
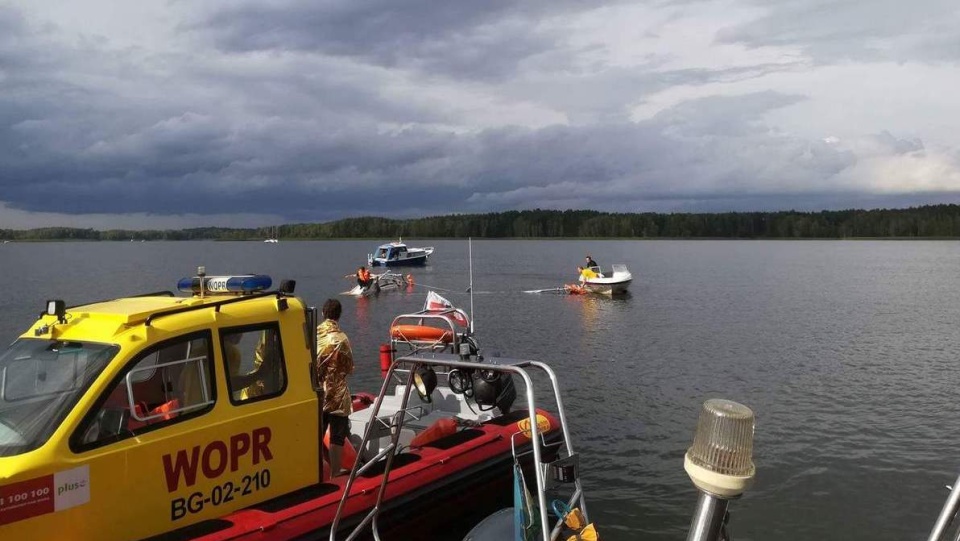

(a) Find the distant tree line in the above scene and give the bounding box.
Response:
[4,206,960,240]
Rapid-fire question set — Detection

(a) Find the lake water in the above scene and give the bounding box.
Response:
[2,239,959,541]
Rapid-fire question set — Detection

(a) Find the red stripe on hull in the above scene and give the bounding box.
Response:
[194,410,560,540]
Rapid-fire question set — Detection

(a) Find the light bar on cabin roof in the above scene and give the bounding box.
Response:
[176,274,272,294]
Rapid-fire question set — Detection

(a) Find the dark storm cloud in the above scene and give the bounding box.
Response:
[3,1,959,228]
[0,14,928,226]
[717,0,960,64]
[2,114,461,216]
[198,0,626,80]
[0,3,461,217]
[460,92,859,211]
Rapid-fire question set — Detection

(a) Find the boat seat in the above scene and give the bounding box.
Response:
[394,384,492,423]
[348,411,416,462]
[347,384,492,461]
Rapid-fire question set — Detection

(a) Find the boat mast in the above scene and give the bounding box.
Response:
[469,237,475,334]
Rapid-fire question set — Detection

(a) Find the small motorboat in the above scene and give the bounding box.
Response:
[368,239,434,267]
[343,271,410,297]
[579,264,632,295]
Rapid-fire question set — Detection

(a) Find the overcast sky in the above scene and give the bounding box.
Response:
[2,0,959,229]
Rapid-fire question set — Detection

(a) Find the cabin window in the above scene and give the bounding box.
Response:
[221,326,286,405]
[0,339,118,457]
[73,334,215,450]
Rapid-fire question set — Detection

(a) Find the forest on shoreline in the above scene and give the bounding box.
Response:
[4,205,960,241]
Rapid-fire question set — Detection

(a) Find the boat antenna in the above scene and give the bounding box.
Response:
[468,237,475,334]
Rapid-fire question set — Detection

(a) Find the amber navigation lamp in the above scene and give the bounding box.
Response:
[684,399,756,541]
[413,365,437,403]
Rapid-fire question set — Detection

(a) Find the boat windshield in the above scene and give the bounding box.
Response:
[0,338,118,457]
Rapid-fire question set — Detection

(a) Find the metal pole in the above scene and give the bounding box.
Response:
[686,493,729,541]
[928,474,960,541]
[530,360,589,523]
[512,369,550,541]
[468,237,475,334]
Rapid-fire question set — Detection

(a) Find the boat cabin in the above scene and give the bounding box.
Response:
[374,242,406,262]
[0,273,320,540]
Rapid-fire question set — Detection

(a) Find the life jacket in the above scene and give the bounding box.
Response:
[358,269,371,281]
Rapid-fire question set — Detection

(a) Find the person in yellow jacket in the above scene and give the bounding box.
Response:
[577,265,598,283]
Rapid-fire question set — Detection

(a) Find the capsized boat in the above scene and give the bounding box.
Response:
[343,271,411,297]
[0,271,568,541]
[578,264,632,296]
[368,239,434,267]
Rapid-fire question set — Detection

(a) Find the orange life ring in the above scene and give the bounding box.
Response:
[390,324,453,343]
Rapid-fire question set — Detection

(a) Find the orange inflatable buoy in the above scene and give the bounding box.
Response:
[390,324,453,343]
[323,426,358,471]
[409,418,459,448]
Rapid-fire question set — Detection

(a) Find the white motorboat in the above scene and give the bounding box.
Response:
[581,264,632,295]
[368,239,434,266]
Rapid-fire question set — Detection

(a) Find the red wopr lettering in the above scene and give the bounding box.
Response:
[229,433,251,472]
[252,427,273,464]
[161,428,272,492]
[162,446,200,492]
[201,440,228,479]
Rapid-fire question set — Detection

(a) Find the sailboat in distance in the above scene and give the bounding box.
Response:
[264,226,279,243]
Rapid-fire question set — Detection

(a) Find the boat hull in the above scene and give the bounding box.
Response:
[369,254,429,267]
[299,439,554,541]
[176,410,561,541]
[583,278,631,296]
[367,243,434,267]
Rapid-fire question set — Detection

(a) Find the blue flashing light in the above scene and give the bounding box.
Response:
[177,274,273,295]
